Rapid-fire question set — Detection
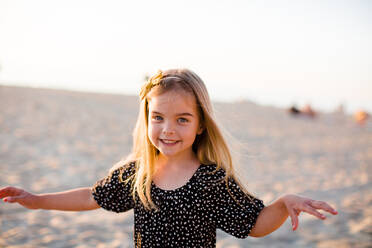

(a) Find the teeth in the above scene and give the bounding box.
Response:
[162,140,177,144]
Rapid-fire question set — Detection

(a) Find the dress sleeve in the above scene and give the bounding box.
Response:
[214,176,265,238]
[91,163,135,213]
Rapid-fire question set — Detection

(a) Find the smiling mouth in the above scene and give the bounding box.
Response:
[160,139,180,145]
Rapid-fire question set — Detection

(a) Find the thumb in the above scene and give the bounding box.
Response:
[288,208,299,231]
[4,195,22,203]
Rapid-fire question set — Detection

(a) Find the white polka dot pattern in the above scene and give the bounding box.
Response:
[92,162,264,247]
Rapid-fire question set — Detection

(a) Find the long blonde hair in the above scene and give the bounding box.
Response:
[119,68,242,210]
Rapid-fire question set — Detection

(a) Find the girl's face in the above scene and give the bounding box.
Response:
[147,90,203,160]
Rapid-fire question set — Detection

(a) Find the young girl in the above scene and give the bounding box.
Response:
[0,69,337,247]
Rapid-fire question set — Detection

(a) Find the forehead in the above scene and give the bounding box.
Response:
[148,91,198,114]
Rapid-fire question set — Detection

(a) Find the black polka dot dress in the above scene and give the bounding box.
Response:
[92,162,264,248]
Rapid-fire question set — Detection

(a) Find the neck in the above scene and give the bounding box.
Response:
[156,151,199,170]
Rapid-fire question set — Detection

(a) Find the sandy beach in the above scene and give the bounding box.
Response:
[0,85,371,248]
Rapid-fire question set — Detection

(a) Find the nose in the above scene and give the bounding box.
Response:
[163,129,175,135]
[162,122,175,135]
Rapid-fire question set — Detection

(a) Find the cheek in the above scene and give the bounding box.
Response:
[184,126,199,140]
[147,125,159,151]
[147,123,159,140]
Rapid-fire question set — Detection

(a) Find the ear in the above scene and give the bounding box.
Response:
[197,125,204,135]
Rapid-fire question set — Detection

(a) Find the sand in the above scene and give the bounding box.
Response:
[0,85,371,248]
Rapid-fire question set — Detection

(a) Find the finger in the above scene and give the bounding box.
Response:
[4,194,27,203]
[294,209,300,216]
[0,186,18,198]
[4,196,17,203]
[310,200,338,215]
[302,204,326,220]
[0,187,10,198]
[288,208,299,231]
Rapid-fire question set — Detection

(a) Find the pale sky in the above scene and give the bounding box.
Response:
[0,0,371,113]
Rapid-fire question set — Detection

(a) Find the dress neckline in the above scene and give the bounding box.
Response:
[152,164,204,193]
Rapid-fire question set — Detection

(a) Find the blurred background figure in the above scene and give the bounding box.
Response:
[288,104,317,118]
[354,110,369,126]
[334,104,345,115]
[301,104,317,118]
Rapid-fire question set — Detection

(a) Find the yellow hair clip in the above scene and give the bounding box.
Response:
[140,70,163,100]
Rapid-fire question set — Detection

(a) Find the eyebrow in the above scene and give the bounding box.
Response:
[151,111,194,117]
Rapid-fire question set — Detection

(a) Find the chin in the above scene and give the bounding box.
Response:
[159,151,178,157]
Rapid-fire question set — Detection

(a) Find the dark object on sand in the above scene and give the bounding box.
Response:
[289,106,301,115]
[288,104,316,118]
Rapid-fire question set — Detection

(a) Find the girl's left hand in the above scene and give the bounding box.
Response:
[281,194,338,231]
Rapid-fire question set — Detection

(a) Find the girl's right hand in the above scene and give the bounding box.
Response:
[0,186,40,209]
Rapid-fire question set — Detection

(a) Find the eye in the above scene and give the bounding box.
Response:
[152,115,163,121]
[178,117,189,123]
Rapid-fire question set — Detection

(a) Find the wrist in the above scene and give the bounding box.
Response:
[277,194,289,203]
[279,193,297,202]
[277,194,291,215]
[32,193,43,210]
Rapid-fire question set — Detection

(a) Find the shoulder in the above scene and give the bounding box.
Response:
[93,161,136,191]
[198,164,249,195]
[104,160,136,184]
[195,164,227,189]
[198,164,227,178]
[110,160,136,173]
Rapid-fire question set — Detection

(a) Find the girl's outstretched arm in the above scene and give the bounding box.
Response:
[249,194,338,237]
[0,186,100,211]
